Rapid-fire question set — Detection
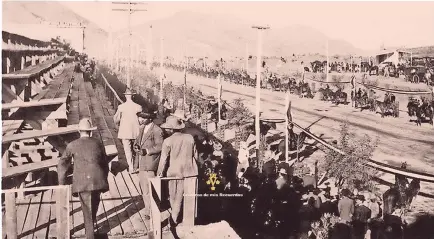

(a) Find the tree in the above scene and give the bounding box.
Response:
[321,121,379,191]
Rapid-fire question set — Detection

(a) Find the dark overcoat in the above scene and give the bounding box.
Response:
[58,137,109,196]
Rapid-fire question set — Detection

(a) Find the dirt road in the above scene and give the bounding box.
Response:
[161,69,434,173]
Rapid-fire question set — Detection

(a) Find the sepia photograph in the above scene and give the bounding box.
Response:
[1,1,434,238]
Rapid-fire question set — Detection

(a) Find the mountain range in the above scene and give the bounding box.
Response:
[3,2,433,59]
[2,1,107,57]
[116,10,368,58]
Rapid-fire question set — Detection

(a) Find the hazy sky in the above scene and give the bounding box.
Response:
[61,1,434,51]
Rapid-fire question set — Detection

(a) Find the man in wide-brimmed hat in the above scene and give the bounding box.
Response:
[58,118,109,239]
[113,88,142,172]
[133,110,163,219]
[157,116,199,229]
[171,109,191,122]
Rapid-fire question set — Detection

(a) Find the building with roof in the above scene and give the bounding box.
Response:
[374,48,412,65]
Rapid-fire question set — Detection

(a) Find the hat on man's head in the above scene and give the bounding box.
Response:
[124,88,135,95]
[137,110,156,119]
[208,96,217,104]
[78,118,97,131]
[160,116,185,130]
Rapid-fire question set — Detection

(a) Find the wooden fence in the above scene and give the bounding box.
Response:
[2,185,70,239]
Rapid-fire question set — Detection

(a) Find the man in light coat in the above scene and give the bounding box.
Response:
[58,118,109,239]
[157,116,199,228]
[113,88,142,172]
[133,110,164,219]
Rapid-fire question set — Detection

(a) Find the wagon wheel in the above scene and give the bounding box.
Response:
[413,75,419,84]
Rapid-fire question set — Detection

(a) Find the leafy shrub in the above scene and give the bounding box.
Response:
[319,121,379,192]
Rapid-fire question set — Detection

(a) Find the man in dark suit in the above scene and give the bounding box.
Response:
[352,195,371,239]
[157,116,199,228]
[58,118,109,239]
[133,110,164,219]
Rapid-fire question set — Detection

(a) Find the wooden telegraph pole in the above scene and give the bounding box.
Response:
[159,37,164,101]
[45,21,86,53]
[252,25,269,171]
[148,25,153,70]
[326,40,329,82]
[112,1,147,89]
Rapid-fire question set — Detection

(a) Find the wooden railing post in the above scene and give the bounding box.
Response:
[149,177,162,239]
[56,186,69,239]
[5,192,18,239]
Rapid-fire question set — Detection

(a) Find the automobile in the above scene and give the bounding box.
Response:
[404,65,428,83]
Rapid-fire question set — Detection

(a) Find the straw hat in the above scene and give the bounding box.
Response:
[170,109,190,121]
[160,116,185,130]
[124,88,135,95]
[78,118,97,131]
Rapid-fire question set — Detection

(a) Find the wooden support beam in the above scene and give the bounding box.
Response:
[56,186,70,239]
[2,124,78,144]
[2,97,67,110]
[5,192,18,239]
[149,177,162,239]
[2,158,58,178]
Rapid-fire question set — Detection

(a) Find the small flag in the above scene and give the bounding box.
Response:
[285,92,292,123]
[351,75,355,89]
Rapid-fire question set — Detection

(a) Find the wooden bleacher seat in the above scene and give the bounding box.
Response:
[2,97,67,110]
[2,158,58,179]
[2,124,79,144]
[2,56,64,80]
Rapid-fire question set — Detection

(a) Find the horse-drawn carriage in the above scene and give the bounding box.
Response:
[407,96,434,125]
[292,82,314,98]
[373,92,400,118]
[354,89,377,111]
[317,85,348,105]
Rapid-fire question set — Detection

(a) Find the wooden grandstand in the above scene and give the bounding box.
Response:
[1,31,150,238]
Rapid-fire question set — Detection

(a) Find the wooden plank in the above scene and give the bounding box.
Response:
[149,177,162,239]
[1,97,67,110]
[116,171,145,233]
[14,196,32,236]
[123,172,149,232]
[32,189,53,238]
[19,193,42,238]
[99,186,123,236]
[2,120,24,136]
[56,187,69,239]
[2,124,78,144]
[2,57,64,80]
[2,158,58,178]
[107,173,135,235]
[4,192,18,239]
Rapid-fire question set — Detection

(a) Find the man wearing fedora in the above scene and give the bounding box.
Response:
[157,116,199,228]
[113,88,142,172]
[133,110,164,218]
[58,118,109,239]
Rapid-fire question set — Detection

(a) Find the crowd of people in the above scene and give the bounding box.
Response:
[58,56,416,239]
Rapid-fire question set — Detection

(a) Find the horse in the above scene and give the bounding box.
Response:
[383,163,421,216]
[332,88,348,105]
[415,102,434,126]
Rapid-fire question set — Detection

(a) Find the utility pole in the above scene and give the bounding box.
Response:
[252,25,269,172]
[43,21,86,53]
[160,37,164,100]
[112,1,147,88]
[326,40,329,82]
[148,25,153,70]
